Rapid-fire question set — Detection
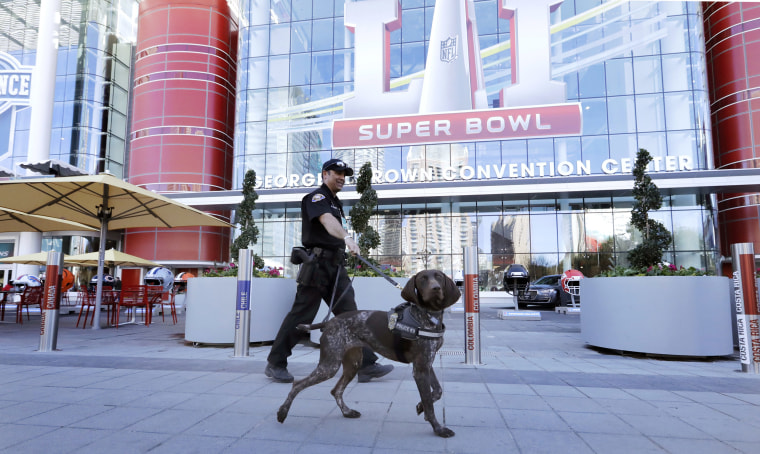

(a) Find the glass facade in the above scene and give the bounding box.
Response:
[0,0,138,177]
[235,0,717,285]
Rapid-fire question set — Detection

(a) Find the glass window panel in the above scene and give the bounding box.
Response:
[637,133,667,162]
[605,57,634,96]
[291,21,311,53]
[476,141,501,168]
[608,134,638,165]
[312,19,333,52]
[246,89,267,122]
[666,130,699,170]
[291,0,312,21]
[660,16,689,53]
[313,0,333,19]
[557,213,585,253]
[555,137,582,165]
[247,57,269,89]
[633,56,663,94]
[334,18,346,49]
[494,214,531,258]
[564,72,579,100]
[581,136,610,172]
[402,8,424,42]
[584,211,614,252]
[527,138,554,168]
[578,62,606,98]
[311,52,333,84]
[402,41,425,76]
[664,92,694,131]
[607,96,636,134]
[268,56,290,87]
[530,213,558,253]
[475,0,497,35]
[290,53,311,85]
[672,210,704,251]
[635,93,665,132]
[582,98,608,135]
[661,53,692,91]
[528,254,558,278]
[479,215,501,255]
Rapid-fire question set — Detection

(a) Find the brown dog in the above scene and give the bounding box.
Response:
[276,270,461,437]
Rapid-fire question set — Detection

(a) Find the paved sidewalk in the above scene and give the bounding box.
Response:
[0,307,758,453]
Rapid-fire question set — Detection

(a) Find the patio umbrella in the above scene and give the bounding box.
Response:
[0,172,232,328]
[65,248,160,268]
[0,251,72,266]
[0,206,97,233]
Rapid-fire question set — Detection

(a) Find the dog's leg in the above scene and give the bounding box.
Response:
[330,347,362,418]
[416,369,443,415]
[277,352,342,423]
[412,361,455,438]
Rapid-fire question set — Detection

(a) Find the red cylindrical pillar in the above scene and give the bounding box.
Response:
[703,3,760,258]
[127,0,237,263]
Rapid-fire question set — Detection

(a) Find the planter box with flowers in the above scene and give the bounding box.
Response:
[185,263,296,344]
[580,265,733,357]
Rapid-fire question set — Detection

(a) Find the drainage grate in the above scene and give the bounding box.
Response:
[437,349,498,358]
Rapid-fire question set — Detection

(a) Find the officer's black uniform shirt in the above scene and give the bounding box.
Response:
[301,184,346,251]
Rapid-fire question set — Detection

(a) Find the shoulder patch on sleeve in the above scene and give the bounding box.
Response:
[311,194,325,202]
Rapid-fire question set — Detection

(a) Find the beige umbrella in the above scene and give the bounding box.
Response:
[0,251,72,266]
[66,248,160,268]
[0,206,97,233]
[0,173,231,328]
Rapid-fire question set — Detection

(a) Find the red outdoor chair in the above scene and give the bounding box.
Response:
[15,286,44,324]
[116,285,152,326]
[76,288,118,328]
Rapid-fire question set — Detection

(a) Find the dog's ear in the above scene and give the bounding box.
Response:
[401,273,419,304]
[441,274,461,308]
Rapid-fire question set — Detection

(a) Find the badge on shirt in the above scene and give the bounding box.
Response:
[312,194,325,202]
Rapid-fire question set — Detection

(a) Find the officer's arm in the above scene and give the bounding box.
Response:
[318,213,360,255]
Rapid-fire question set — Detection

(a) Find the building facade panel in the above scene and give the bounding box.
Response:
[126,0,237,264]
[705,1,760,258]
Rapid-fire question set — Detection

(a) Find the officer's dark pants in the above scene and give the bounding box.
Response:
[267,258,378,369]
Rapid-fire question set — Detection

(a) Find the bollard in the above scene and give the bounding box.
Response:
[730,243,760,374]
[39,251,63,352]
[233,249,253,357]
[463,246,481,365]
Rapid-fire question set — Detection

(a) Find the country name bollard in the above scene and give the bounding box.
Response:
[233,249,253,357]
[730,243,760,374]
[463,246,481,365]
[39,250,63,352]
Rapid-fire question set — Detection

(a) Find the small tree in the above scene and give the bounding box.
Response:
[230,169,264,268]
[628,149,672,269]
[350,162,381,257]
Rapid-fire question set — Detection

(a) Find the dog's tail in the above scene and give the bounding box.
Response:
[296,322,326,332]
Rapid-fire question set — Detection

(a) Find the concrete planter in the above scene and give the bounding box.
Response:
[185,277,296,344]
[185,276,410,345]
[580,276,733,356]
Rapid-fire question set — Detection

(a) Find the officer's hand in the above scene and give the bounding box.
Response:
[345,236,360,255]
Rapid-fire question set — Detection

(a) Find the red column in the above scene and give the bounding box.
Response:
[127,0,237,263]
[703,3,760,258]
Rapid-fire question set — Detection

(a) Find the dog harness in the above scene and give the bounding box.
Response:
[387,302,445,340]
[387,302,445,363]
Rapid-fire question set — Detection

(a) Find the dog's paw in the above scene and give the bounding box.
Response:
[435,426,455,438]
[276,407,288,423]
[342,409,361,418]
[416,402,423,415]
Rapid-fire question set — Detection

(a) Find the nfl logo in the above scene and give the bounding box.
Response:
[440,36,458,63]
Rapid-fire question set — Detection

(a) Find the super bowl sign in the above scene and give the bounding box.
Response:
[0,52,33,116]
[332,0,582,149]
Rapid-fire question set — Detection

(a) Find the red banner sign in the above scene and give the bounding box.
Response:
[332,103,582,148]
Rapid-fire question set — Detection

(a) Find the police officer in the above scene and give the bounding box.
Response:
[265,159,393,383]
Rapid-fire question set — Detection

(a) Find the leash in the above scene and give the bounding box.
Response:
[353,254,403,289]
[321,253,402,323]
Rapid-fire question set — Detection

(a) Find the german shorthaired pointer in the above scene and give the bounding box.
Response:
[276,270,461,437]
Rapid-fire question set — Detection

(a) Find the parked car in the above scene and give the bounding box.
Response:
[517,274,580,308]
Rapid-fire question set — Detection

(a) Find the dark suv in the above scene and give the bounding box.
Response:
[517,274,579,308]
